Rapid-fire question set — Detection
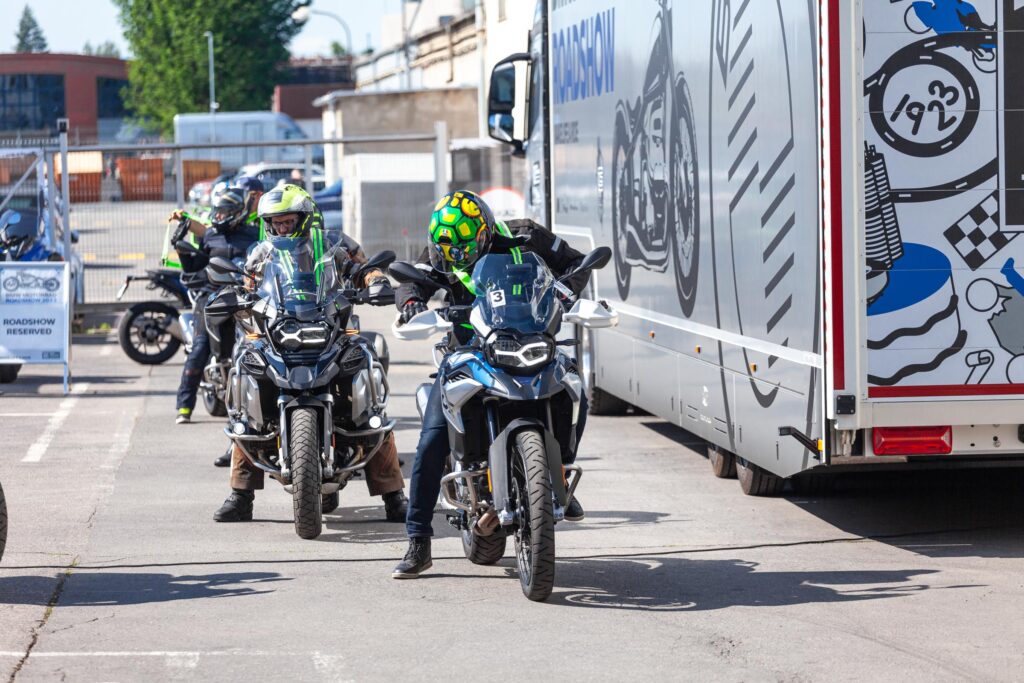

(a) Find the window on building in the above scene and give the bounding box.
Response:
[97,77,129,119]
[0,74,65,134]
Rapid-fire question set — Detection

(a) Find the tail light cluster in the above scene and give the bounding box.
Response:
[872,426,953,455]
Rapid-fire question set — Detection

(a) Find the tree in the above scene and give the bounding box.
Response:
[113,0,302,136]
[83,41,122,58]
[14,5,48,53]
[330,40,347,58]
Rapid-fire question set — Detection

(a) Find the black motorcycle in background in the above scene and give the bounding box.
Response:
[205,239,396,539]
[611,0,700,316]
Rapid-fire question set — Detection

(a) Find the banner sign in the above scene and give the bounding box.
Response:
[0,262,70,366]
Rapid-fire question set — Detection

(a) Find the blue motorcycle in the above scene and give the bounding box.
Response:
[390,247,617,601]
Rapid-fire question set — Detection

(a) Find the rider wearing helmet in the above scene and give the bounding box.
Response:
[212,184,409,524]
[171,179,265,440]
[392,189,591,579]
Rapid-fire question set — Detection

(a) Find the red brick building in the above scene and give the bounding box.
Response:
[0,53,129,142]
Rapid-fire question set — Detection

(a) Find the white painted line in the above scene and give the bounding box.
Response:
[99,345,113,357]
[0,413,58,417]
[0,651,337,658]
[21,383,90,463]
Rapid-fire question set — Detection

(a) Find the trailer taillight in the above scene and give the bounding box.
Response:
[873,426,952,455]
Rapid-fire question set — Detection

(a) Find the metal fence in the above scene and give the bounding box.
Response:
[2,121,528,306]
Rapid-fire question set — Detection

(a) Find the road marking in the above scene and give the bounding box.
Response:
[118,252,147,261]
[0,651,343,658]
[82,253,97,262]
[21,383,90,463]
[100,345,113,357]
[0,413,59,417]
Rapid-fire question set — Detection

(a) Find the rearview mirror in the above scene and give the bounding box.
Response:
[561,246,612,283]
[208,256,242,275]
[389,261,431,286]
[365,249,396,271]
[487,54,530,154]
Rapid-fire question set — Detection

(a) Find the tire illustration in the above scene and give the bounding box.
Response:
[0,364,21,384]
[737,457,785,496]
[3,278,17,291]
[203,389,227,417]
[117,302,182,365]
[611,110,632,301]
[321,491,340,514]
[511,429,556,601]
[671,75,700,318]
[289,407,323,540]
[0,480,6,564]
[462,527,507,565]
[43,278,59,292]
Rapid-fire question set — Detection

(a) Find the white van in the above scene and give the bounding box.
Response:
[173,111,308,170]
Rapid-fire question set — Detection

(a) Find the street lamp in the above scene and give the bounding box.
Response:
[203,31,218,141]
[291,5,353,57]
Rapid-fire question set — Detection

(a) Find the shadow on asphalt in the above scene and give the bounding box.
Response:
[0,572,289,606]
[639,418,1024,559]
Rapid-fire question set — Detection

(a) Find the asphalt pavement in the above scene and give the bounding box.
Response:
[1,307,1024,681]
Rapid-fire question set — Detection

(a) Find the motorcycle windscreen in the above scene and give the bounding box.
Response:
[257,236,339,316]
[471,252,558,333]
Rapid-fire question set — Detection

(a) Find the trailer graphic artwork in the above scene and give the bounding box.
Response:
[864,0,1024,391]
[609,0,699,317]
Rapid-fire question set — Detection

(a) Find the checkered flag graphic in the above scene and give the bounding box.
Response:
[943,193,1012,270]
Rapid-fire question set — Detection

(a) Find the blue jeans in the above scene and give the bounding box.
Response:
[405,376,589,538]
[175,305,210,412]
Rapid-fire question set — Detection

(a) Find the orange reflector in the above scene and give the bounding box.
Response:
[486,468,492,492]
[345,329,359,335]
[873,426,952,456]
[246,333,262,340]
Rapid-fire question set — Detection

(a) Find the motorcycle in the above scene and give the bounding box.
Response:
[611,0,700,316]
[204,238,397,539]
[0,478,6,563]
[389,247,617,601]
[117,216,195,365]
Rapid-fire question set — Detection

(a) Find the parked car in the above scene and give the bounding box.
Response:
[314,180,342,230]
[234,162,326,193]
[187,172,234,208]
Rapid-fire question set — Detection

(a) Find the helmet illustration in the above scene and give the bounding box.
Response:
[210,187,247,232]
[258,184,315,238]
[427,189,494,273]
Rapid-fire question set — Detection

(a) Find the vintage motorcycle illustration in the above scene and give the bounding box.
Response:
[611,0,700,317]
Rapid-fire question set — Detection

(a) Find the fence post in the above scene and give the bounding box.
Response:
[174,149,185,206]
[47,151,59,241]
[57,119,71,259]
[304,143,314,195]
[433,120,449,199]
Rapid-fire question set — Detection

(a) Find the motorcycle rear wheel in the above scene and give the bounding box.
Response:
[511,429,556,601]
[289,407,323,539]
[0,480,7,563]
[118,302,181,365]
[462,527,507,565]
[203,389,227,417]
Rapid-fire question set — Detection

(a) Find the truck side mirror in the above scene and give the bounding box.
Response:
[488,53,530,155]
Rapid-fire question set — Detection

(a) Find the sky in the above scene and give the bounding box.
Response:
[11,0,398,57]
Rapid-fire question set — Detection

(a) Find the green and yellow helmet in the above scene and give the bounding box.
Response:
[427,190,494,273]
[257,184,316,239]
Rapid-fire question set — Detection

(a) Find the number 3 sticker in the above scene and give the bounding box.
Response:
[488,289,506,308]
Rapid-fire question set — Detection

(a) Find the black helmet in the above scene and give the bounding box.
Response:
[210,188,247,231]
[232,176,264,214]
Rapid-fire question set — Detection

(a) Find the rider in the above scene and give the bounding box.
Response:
[213,184,410,523]
[392,189,590,579]
[172,177,264,440]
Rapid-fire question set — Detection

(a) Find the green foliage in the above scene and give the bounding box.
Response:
[113,0,302,137]
[329,40,347,57]
[14,5,48,53]
[83,41,122,58]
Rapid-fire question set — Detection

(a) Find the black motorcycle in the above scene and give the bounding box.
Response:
[390,247,617,601]
[611,0,700,316]
[205,238,396,539]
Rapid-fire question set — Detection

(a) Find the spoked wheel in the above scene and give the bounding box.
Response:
[0,479,7,563]
[117,302,181,365]
[511,429,555,601]
[289,407,323,539]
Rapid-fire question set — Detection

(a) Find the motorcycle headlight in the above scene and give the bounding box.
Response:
[485,333,554,372]
[272,320,330,351]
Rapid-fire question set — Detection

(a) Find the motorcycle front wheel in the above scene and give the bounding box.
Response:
[0,479,7,563]
[118,302,182,365]
[289,407,323,540]
[511,429,556,601]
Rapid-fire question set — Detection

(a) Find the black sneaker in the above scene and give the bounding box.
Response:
[564,497,585,522]
[213,490,254,522]
[214,447,231,468]
[383,490,409,523]
[392,537,432,579]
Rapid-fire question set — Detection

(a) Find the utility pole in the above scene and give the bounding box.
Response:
[204,31,218,142]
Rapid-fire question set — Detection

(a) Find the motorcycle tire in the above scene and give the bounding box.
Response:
[321,491,340,514]
[0,480,7,564]
[0,364,21,384]
[611,110,633,301]
[462,527,507,565]
[203,389,228,418]
[511,429,556,602]
[289,407,323,540]
[118,302,182,365]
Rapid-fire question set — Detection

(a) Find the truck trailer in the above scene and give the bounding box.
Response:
[486,0,1024,494]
